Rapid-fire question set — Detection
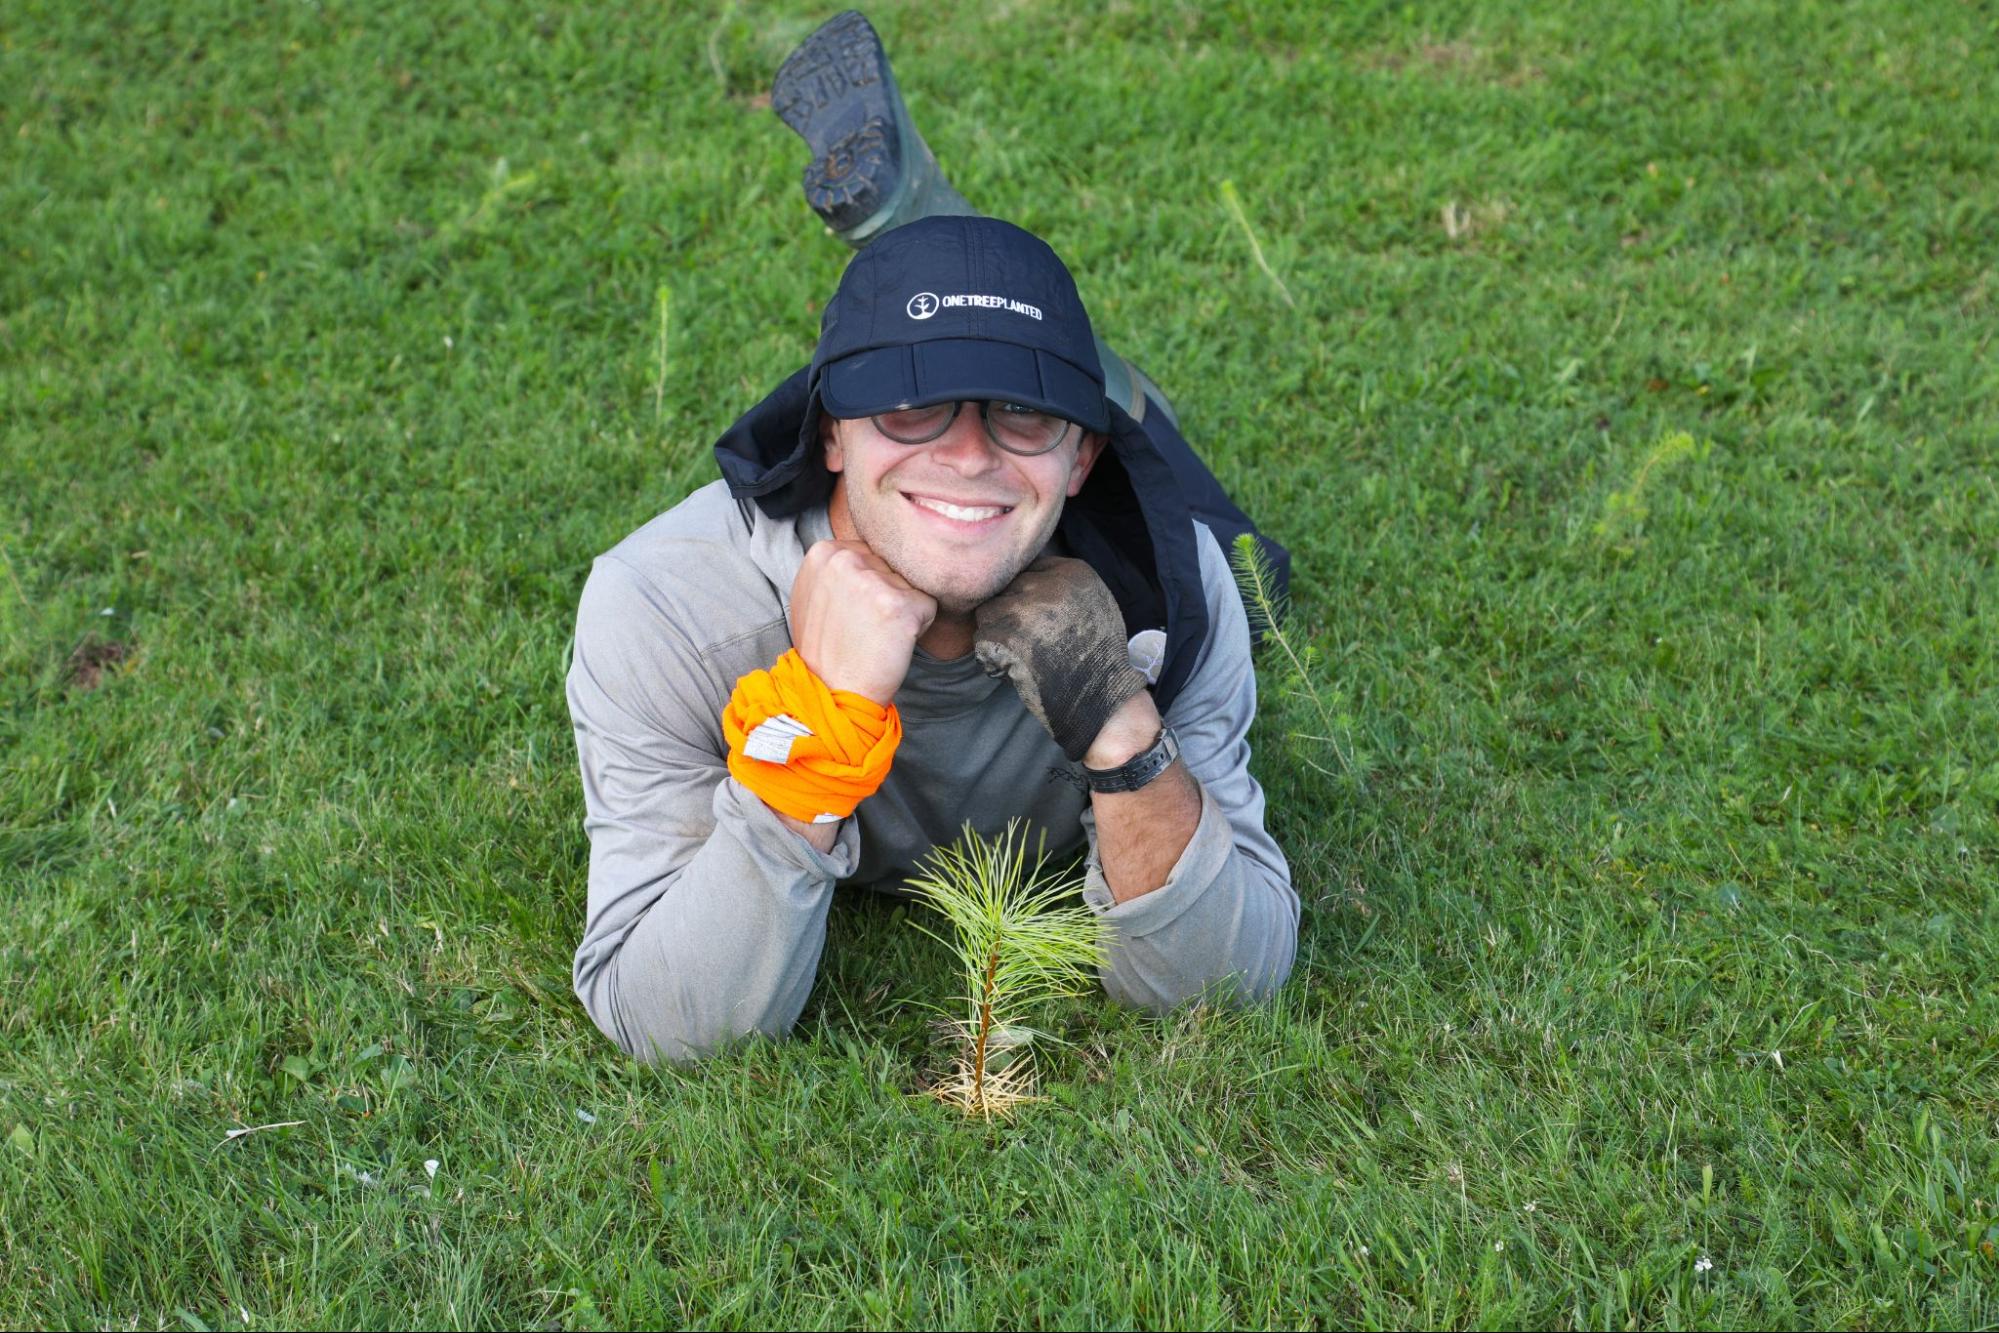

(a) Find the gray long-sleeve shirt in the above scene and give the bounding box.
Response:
[566,480,1296,1062]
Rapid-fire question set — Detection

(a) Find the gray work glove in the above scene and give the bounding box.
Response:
[973,555,1149,762]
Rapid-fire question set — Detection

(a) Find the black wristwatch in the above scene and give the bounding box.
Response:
[1081,725,1180,794]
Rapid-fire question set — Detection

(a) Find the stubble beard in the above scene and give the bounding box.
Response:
[847,483,1061,617]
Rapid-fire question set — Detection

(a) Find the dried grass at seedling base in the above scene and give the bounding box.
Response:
[925,1025,1043,1120]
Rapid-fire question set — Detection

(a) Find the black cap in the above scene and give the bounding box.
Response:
[808,216,1109,434]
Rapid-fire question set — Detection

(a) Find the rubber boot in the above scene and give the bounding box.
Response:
[772,10,1178,427]
[770,10,975,244]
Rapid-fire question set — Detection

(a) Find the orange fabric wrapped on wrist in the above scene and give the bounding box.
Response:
[722,649,902,824]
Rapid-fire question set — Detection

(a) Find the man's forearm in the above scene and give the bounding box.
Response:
[576,778,856,1061]
[775,807,843,854]
[1083,691,1202,903]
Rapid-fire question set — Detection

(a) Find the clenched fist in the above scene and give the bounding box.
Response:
[973,555,1148,761]
[789,540,938,705]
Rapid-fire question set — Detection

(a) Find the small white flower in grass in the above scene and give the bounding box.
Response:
[99,607,116,617]
[337,1162,380,1187]
[1494,1240,1505,1252]
[574,1108,596,1124]
[1358,1245,1370,1258]
[1695,1255,1714,1273]
[424,1159,439,1179]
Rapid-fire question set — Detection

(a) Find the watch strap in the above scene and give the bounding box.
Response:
[1081,725,1180,794]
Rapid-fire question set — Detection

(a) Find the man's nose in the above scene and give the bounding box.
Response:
[925,404,1002,469]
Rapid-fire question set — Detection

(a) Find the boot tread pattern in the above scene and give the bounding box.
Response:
[771,10,888,136]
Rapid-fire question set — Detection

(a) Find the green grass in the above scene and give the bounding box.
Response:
[4,0,1997,1326]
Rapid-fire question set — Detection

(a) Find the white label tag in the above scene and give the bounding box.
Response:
[743,714,812,764]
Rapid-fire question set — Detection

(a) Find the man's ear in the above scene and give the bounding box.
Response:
[1065,431,1108,498]
[820,412,846,474]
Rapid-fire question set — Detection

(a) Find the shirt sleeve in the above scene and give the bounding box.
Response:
[567,553,861,1063]
[1078,522,1299,1010]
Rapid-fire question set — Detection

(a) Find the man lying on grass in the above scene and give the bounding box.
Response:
[565,11,1297,1062]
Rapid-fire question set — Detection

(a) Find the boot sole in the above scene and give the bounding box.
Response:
[770,10,909,234]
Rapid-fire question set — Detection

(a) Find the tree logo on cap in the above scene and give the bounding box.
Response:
[906,292,939,320]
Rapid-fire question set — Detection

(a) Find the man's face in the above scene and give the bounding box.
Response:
[823,406,1106,615]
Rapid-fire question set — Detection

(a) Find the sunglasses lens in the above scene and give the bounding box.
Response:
[873,403,957,443]
[985,402,1072,455]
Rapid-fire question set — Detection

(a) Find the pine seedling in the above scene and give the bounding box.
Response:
[904,820,1106,1119]
[1229,531,1361,784]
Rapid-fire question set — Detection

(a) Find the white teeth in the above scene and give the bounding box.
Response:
[911,496,1009,522]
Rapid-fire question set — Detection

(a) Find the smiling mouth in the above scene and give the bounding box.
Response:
[904,493,1015,525]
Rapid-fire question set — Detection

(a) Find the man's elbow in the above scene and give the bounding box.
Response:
[575,961,800,1066]
[1101,917,1299,1015]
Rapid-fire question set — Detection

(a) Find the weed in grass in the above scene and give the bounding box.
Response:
[1593,429,1711,554]
[1218,179,1297,309]
[652,283,671,428]
[1230,531,1362,787]
[903,821,1104,1119]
